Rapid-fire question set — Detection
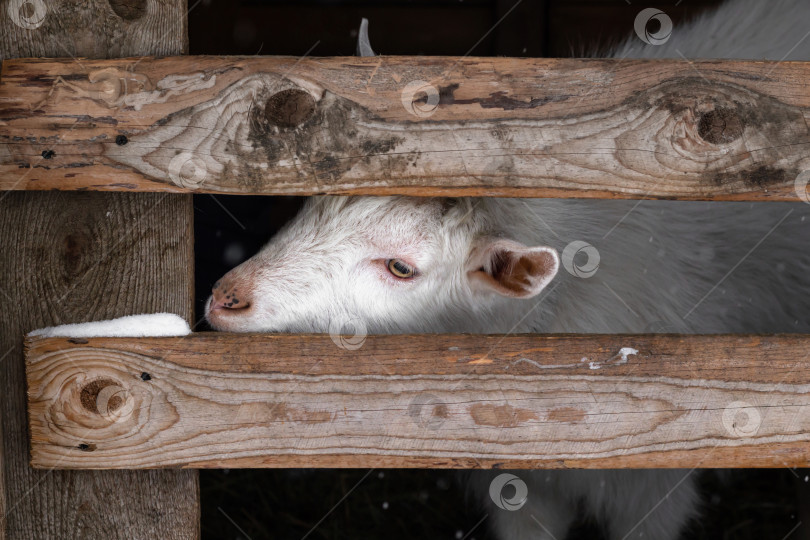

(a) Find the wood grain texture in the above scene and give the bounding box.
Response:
[0,0,188,59]
[1,1,198,537]
[0,408,4,540]
[24,333,810,469]
[2,56,810,199]
[1,193,199,539]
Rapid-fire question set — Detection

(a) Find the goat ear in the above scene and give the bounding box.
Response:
[467,238,559,298]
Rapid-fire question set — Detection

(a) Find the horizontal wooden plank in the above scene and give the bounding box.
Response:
[2,56,810,199]
[25,333,810,469]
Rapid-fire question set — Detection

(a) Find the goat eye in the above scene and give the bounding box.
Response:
[386,259,416,279]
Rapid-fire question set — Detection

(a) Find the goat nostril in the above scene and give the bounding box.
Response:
[210,285,251,311]
[211,298,251,311]
[222,298,249,310]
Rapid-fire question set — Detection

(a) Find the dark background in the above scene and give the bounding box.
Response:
[189,1,805,539]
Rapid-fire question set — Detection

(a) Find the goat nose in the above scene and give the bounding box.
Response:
[211,279,250,310]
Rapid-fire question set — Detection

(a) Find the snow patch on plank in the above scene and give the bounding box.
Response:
[616,347,639,364]
[588,347,639,370]
[28,313,191,338]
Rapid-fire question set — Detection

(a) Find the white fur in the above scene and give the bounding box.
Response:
[207,1,810,538]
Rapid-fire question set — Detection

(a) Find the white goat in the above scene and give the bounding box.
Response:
[207,0,810,538]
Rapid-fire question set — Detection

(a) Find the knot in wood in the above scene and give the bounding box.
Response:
[263,89,316,128]
[108,0,147,21]
[20,2,35,18]
[79,378,129,418]
[697,108,743,144]
[61,230,92,278]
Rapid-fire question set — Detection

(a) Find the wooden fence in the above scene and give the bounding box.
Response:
[2,3,810,540]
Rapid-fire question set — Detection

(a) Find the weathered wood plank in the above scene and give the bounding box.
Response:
[0,1,198,539]
[25,333,810,469]
[0,407,4,540]
[2,56,810,199]
[1,193,199,539]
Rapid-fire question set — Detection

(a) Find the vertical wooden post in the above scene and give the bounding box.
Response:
[0,407,5,539]
[0,1,199,539]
